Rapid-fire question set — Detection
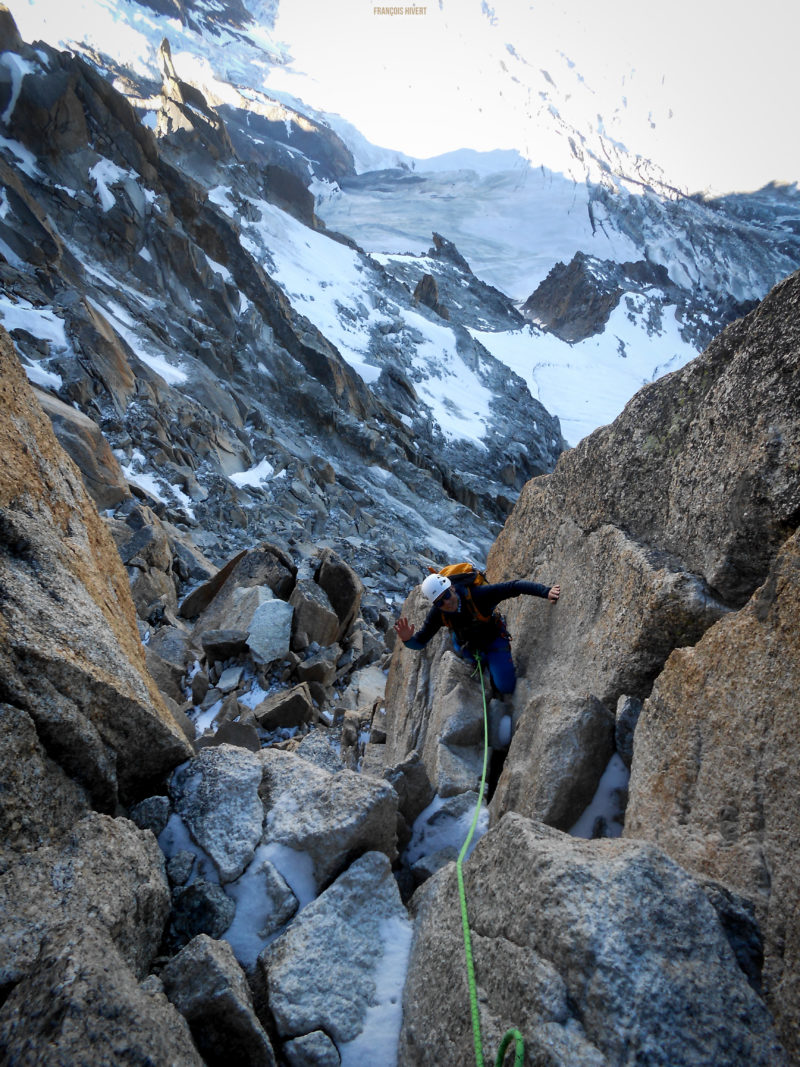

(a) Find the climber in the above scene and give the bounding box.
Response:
[394,573,560,696]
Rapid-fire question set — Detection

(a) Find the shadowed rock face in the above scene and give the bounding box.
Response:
[492,269,800,611]
[480,269,799,819]
[625,529,800,1059]
[0,330,193,808]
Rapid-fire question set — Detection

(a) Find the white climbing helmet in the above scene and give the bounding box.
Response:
[421,573,452,603]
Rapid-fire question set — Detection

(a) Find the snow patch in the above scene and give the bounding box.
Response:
[0,52,36,124]
[569,753,629,839]
[338,915,413,1067]
[230,457,275,487]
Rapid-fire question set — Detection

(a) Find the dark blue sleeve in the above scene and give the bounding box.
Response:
[403,606,444,650]
[472,580,551,613]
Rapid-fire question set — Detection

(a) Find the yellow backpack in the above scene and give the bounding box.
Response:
[429,562,493,623]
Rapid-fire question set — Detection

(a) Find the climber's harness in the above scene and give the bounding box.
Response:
[440,587,510,658]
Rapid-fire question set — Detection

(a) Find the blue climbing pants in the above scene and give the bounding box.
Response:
[452,633,517,695]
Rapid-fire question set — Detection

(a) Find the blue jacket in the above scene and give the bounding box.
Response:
[403,580,551,652]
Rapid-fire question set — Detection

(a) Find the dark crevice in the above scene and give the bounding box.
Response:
[485,747,506,804]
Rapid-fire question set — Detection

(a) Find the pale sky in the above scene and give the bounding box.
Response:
[265,0,799,194]
[6,0,799,194]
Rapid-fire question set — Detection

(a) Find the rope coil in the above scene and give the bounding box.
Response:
[456,656,525,1067]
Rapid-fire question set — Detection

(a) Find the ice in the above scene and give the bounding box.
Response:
[89,159,118,211]
[157,811,220,884]
[0,133,40,177]
[0,295,70,350]
[260,841,318,909]
[470,299,697,447]
[222,843,298,968]
[23,361,62,389]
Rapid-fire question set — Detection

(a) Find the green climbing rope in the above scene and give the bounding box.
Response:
[456,656,525,1067]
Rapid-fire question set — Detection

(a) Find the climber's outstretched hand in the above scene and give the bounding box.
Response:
[548,585,561,603]
[394,616,415,642]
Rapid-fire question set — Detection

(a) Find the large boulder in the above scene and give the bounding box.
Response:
[289,577,340,647]
[400,813,787,1066]
[246,597,295,666]
[625,529,800,1059]
[169,745,265,883]
[108,503,181,622]
[260,851,411,1057]
[161,934,276,1066]
[258,749,399,886]
[252,682,316,730]
[491,691,614,830]
[0,332,192,809]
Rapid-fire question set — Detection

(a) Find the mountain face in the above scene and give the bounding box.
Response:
[1,3,799,1065]
[0,10,566,603]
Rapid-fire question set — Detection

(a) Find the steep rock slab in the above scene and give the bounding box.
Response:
[258,749,398,887]
[400,814,787,1067]
[34,387,131,510]
[490,692,614,830]
[0,333,192,808]
[625,529,800,1059]
[0,702,90,874]
[0,813,170,988]
[261,851,411,1054]
[169,744,265,883]
[0,925,203,1066]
